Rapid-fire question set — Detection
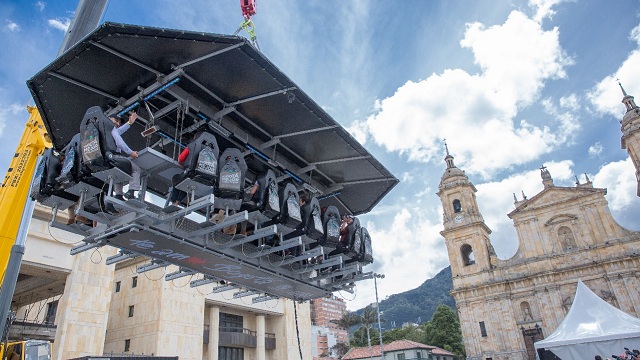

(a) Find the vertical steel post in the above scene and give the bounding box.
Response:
[374,274,385,359]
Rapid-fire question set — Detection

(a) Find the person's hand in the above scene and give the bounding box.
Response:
[130,151,139,158]
[128,112,138,125]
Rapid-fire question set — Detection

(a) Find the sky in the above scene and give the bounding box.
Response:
[1,0,640,314]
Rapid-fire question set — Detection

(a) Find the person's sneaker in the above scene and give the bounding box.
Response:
[114,194,125,201]
[124,190,137,200]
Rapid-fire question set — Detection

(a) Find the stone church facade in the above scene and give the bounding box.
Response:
[437,89,640,360]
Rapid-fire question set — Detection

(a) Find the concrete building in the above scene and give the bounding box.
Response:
[13,206,313,360]
[437,91,640,360]
[310,295,348,359]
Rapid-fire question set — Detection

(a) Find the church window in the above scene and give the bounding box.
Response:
[557,226,577,250]
[479,321,487,337]
[461,244,475,266]
[453,199,462,213]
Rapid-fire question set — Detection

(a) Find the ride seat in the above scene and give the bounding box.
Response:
[360,227,373,264]
[79,106,132,179]
[175,132,220,199]
[30,148,77,209]
[345,217,362,259]
[301,197,324,241]
[243,169,280,218]
[322,206,341,248]
[276,183,302,229]
[214,147,247,210]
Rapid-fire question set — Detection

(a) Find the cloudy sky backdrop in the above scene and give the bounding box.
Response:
[1,0,639,313]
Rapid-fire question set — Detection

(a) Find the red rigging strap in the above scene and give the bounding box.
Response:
[241,0,257,19]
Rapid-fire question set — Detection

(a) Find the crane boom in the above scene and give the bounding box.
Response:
[0,106,51,281]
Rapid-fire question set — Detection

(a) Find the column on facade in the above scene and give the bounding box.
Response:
[53,247,117,359]
[621,272,640,315]
[208,306,219,360]
[606,274,636,315]
[256,314,265,360]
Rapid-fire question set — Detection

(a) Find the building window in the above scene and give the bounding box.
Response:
[557,226,577,251]
[479,321,487,337]
[397,354,406,360]
[115,281,121,292]
[128,305,134,317]
[417,352,422,358]
[45,301,58,324]
[219,346,243,360]
[461,244,475,266]
[132,276,138,288]
[220,313,244,332]
[124,339,131,352]
[453,199,462,213]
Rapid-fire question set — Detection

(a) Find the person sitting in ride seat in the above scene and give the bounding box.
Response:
[109,112,141,200]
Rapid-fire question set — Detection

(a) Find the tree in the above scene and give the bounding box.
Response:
[331,342,349,359]
[331,310,362,346]
[423,304,465,357]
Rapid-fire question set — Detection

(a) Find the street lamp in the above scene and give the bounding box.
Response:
[374,273,385,360]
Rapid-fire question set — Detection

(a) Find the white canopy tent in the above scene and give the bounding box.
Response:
[534,280,640,359]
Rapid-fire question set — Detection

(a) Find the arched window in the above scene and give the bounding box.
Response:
[520,301,533,321]
[461,244,474,266]
[557,226,576,251]
[453,199,462,213]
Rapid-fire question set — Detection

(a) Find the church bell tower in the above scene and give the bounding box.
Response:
[619,82,640,197]
[437,144,496,279]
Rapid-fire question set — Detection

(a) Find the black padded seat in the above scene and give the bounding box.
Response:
[302,197,324,241]
[214,147,247,210]
[242,169,280,219]
[321,206,341,247]
[360,227,373,264]
[79,106,132,179]
[345,217,362,259]
[31,148,77,209]
[276,183,302,229]
[175,132,220,199]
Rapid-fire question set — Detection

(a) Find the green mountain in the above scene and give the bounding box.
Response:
[357,266,455,329]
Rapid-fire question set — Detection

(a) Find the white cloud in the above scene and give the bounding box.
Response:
[35,1,46,12]
[593,158,637,212]
[345,119,368,145]
[588,142,603,157]
[528,0,568,23]
[4,20,20,32]
[540,96,580,144]
[363,10,572,179]
[346,206,449,310]
[0,103,24,138]
[587,27,640,117]
[47,18,70,32]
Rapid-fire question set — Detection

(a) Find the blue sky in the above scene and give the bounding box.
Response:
[1,0,639,312]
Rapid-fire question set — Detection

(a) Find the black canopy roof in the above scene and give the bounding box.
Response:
[27,22,397,215]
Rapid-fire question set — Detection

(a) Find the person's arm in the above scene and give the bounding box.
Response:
[116,122,130,135]
[112,128,135,156]
[117,113,137,135]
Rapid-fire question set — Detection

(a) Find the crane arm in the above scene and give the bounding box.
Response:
[0,106,51,281]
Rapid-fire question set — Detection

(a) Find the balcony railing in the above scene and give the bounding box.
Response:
[265,332,276,350]
[203,326,276,349]
[219,327,257,348]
